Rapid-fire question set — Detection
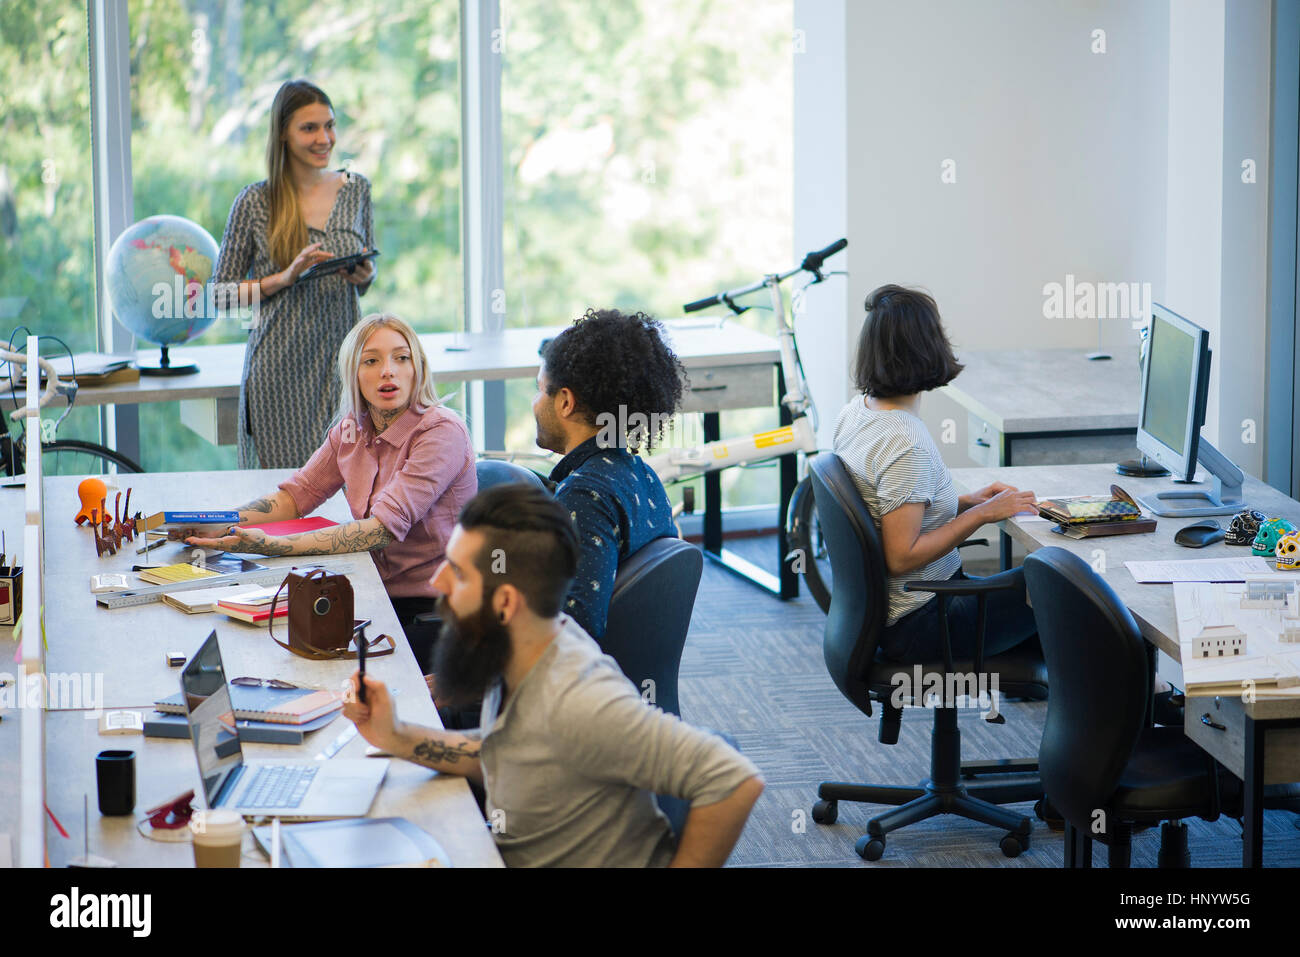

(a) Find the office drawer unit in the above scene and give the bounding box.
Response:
[680,363,775,414]
[1185,693,1300,784]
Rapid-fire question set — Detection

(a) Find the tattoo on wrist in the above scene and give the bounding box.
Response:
[412,736,481,767]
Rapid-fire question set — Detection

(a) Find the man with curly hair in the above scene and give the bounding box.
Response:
[533,308,683,642]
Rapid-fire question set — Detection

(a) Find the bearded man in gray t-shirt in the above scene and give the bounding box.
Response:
[343,483,763,867]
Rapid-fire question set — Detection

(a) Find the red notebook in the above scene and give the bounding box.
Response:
[218,603,289,624]
[241,516,338,537]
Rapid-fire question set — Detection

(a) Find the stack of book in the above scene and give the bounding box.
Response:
[144,682,342,745]
[1038,485,1156,539]
[215,585,287,625]
[17,352,139,387]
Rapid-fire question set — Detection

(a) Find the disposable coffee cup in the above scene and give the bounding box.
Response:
[190,809,245,868]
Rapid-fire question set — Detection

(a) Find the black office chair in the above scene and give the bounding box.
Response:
[601,536,704,836]
[410,459,549,676]
[1023,546,1235,867]
[475,458,548,492]
[808,453,1047,860]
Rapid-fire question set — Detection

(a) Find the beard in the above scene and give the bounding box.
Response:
[431,594,512,709]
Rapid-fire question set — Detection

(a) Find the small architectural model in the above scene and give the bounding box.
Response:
[1241,576,1298,609]
[1194,624,1247,658]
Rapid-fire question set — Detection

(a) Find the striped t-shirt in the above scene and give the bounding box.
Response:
[832,397,961,625]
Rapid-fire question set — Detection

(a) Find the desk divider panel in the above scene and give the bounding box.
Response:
[19,335,45,868]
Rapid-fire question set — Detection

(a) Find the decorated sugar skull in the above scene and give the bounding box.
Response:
[1226,508,1268,546]
[1277,532,1300,570]
[1253,518,1298,557]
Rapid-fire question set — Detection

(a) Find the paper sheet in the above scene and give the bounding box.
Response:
[1125,556,1275,583]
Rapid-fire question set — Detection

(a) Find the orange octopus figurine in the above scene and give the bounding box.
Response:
[74,477,108,526]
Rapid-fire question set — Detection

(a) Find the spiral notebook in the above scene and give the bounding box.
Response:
[154,683,341,725]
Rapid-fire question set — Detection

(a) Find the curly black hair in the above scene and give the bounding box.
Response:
[541,308,686,453]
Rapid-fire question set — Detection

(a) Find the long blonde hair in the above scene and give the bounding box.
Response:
[337,313,441,423]
[265,79,332,270]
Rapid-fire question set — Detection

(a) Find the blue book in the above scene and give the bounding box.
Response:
[135,510,242,533]
[164,510,241,523]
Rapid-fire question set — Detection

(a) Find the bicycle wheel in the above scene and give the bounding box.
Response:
[786,474,832,613]
[39,439,144,476]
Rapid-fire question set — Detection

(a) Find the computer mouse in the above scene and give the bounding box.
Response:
[1175,519,1225,548]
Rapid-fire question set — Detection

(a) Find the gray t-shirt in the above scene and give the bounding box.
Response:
[832,397,961,625]
[477,616,760,867]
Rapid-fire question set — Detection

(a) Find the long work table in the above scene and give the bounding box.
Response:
[29,470,503,868]
[952,462,1300,867]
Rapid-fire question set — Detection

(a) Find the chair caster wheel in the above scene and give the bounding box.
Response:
[856,835,885,861]
[812,800,838,825]
[1000,832,1028,858]
[1034,799,1064,831]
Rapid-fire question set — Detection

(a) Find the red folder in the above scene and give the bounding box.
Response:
[241,516,339,537]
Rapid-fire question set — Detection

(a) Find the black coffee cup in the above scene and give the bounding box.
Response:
[95,750,135,816]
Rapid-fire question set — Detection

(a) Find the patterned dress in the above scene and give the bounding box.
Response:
[211,172,374,468]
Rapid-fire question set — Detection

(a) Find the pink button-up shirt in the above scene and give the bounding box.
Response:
[278,403,477,598]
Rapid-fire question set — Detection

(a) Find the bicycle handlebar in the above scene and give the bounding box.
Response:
[681,238,847,313]
[1,349,65,421]
[801,238,847,274]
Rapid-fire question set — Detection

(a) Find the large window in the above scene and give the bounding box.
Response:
[0,2,103,455]
[499,0,793,509]
[4,0,792,502]
[126,0,462,470]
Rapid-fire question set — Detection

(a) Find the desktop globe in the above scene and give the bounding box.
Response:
[105,215,221,376]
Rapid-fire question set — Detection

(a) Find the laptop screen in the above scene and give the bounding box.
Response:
[181,631,244,806]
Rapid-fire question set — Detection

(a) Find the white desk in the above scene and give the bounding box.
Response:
[25,470,503,868]
[952,462,1300,867]
[941,349,1143,569]
[75,320,782,427]
[74,320,797,600]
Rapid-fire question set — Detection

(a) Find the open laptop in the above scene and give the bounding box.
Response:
[182,630,388,819]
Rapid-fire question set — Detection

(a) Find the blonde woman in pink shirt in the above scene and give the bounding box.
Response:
[185,312,477,668]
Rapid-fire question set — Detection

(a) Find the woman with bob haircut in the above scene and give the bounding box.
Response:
[832,284,1039,663]
[211,78,376,470]
[184,313,477,664]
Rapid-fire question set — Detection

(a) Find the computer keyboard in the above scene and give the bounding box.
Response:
[239,765,318,809]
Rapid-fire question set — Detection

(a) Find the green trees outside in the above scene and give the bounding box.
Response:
[2,0,791,496]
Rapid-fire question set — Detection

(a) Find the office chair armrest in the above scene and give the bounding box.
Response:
[956,538,990,549]
[902,577,1020,677]
[902,577,1019,597]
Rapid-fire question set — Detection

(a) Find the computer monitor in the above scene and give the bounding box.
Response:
[1134,304,1244,517]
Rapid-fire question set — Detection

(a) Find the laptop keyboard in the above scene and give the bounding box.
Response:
[239,765,319,809]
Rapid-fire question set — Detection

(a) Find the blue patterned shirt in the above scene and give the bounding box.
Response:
[550,437,676,642]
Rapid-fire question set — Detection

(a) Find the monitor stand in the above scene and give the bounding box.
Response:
[1136,439,1246,518]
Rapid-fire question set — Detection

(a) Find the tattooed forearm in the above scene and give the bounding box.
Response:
[411,735,481,769]
[288,519,396,556]
[239,496,277,515]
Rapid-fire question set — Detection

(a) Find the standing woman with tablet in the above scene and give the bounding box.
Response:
[212,78,376,468]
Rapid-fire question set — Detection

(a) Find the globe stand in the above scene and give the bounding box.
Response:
[139,344,199,377]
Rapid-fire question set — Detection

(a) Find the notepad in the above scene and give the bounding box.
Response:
[241,516,339,537]
[154,684,341,725]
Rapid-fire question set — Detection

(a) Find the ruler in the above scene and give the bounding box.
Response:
[94,561,359,610]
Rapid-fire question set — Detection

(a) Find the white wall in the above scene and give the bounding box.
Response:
[792,0,849,446]
[794,0,1275,478]
[798,0,1171,457]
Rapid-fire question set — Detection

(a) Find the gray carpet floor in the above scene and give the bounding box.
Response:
[685,536,1300,868]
